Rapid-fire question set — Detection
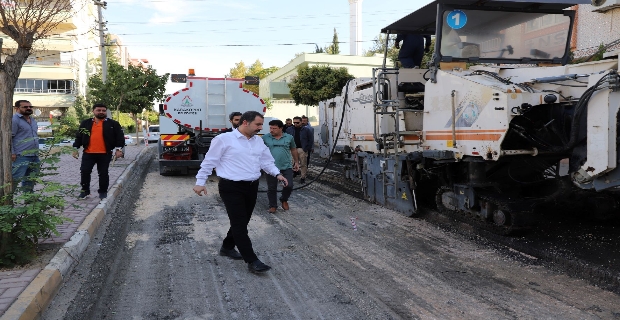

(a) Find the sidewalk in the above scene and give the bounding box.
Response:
[0,144,150,319]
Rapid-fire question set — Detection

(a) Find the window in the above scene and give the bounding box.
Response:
[14,79,74,94]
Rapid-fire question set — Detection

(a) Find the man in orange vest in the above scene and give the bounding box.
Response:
[72,103,125,200]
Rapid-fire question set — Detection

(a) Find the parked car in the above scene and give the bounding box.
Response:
[147,125,159,143]
[58,139,74,147]
[124,135,134,145]
[38,138,51,151]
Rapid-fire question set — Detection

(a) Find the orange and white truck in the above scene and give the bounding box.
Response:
[157,72,266,175]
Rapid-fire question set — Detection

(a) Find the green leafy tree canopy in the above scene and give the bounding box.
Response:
[364,34,399,63]
[288,65,354,106]
[87,61,169,116]
[228,59,279,95]
[326,28,340,55]
[228,60,279,109]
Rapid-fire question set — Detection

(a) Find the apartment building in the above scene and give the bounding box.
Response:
[572,3,620,58]
[1,0,101,125]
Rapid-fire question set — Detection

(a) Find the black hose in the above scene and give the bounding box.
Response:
[547,72,614,153]
[259,79,353,193]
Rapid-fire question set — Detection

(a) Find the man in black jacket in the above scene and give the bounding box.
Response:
[72,103,125,199]
[222,111,242,133]
[285,116,313,184]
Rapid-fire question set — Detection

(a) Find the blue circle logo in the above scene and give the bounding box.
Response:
[447,10,467,30]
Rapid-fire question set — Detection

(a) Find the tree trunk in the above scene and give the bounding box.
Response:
[133,114,139,145]
[0,72,14,202]
[0,47,30,202]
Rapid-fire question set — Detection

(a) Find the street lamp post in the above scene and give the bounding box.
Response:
[94,1,111,118]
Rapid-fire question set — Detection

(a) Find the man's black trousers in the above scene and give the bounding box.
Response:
[266,168,293,209]
[80,152,113,194]
[218,178,260,263]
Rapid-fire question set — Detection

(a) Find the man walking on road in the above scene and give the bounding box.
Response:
[283,118,293,131]
[262,119,299,213]
[72,103,125,200]
[193,111,288,274]
[11,100,39,192]
[286,116,312,184]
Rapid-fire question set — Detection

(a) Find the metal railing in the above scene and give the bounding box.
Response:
[23,60,75,67]
[14,88,74,94]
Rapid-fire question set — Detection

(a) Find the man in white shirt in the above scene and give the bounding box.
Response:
[193,111,288,274]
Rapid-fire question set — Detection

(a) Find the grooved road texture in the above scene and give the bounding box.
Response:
[45,160,620,319]
[0,145,146,318]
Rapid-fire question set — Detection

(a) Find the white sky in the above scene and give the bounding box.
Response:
[104,0,431,93]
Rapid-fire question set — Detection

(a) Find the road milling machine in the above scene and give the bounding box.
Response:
[318,0,620,234]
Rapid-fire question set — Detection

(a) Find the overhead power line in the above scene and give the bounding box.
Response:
[105,9,409,25]
[107,40,376,48]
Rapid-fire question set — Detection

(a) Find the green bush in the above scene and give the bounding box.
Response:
[0,136,77,266]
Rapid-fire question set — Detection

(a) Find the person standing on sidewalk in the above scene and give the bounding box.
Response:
[286,116,312,184]
[193,111,288,274]
[72,103,125,200]
[11,100,39,193]
[262,119,299,213]
[301,115,314,169]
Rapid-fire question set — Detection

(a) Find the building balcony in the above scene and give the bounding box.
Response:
[15,88,75,94]
[19,64,75,80]
[13,92,75,109]
[1,34,75,52]
[54,16,77,33]
[38,36,75,52]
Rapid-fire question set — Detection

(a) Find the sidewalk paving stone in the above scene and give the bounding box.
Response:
[0,144,148,317]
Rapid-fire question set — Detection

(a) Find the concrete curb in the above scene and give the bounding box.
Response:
[1,147,153,320]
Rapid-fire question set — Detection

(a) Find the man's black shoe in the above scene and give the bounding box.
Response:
[99,192,107,200]
[248,260,271,273]
[219,247,243,260]
[300,178,306,184]
[78,191,89,199]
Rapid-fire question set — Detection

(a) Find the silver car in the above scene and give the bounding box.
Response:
[147,125,159,143]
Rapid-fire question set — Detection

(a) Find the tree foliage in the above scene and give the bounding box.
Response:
[228,59,279,95]
[87,61,168,116]
[228,60,279,109]
[56,95,91,138]
[325,28,340,55]
[0,0,75,200]
[87,61,168,137]
[288,65,354,106]
[0,134,77,266]
[364,34,399,64]
[144,110,159,125]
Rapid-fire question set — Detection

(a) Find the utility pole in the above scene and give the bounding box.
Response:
[94,0,109,117]
[94,0,107,82]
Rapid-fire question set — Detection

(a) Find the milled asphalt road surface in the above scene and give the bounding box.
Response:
[43,159,620,319]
